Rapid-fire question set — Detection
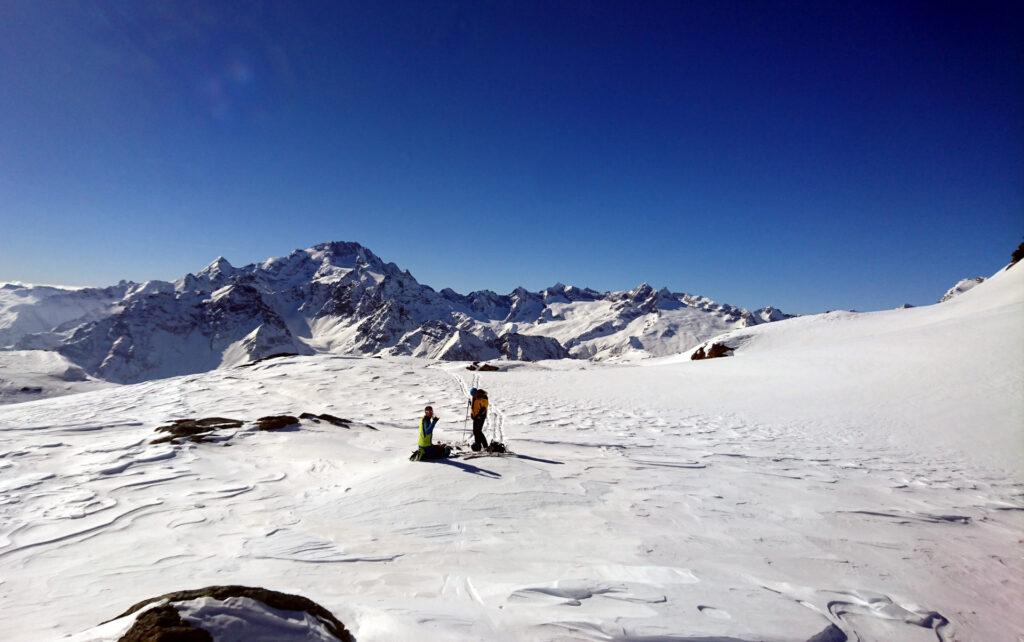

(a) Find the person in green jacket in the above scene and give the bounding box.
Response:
[418,406,439,449]
[411,406,449,461]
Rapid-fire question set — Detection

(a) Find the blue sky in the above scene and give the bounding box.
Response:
[1,1,1021,313]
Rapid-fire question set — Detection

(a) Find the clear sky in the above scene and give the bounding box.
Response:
[1,1,1021,313]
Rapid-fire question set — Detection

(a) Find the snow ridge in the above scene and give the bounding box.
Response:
[939,276,985,302]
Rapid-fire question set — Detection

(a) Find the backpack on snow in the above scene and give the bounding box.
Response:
[410,444,452,461]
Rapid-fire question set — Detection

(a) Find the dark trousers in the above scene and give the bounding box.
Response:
[472,416,489,450]
[418,444,450,461]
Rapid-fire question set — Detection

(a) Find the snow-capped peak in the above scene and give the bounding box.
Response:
[198,256,235,278]
[628,282,655,299]
[307,241,388,272]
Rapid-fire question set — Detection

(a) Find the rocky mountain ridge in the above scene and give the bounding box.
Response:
[2,241,793,383]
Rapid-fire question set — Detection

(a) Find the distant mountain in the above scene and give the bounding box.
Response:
[939,277,986,303]
[1,241,792,383]
[0,281,132,349]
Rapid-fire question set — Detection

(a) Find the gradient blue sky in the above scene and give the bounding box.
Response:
[1,1,1021,313]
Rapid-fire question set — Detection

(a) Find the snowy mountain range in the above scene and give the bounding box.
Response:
[0,241,791,384]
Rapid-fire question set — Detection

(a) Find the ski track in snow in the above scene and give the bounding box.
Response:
[0,356,1020,641]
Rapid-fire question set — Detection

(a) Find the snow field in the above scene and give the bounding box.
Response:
[0,264,1021,641]
[0,351,1017,640]
[0,350,111,404]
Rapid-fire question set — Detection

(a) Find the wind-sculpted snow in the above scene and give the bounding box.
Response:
[0,295,1021,642]
[0,241,792,388]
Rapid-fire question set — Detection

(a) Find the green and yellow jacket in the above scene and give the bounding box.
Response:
[418,416,439,448]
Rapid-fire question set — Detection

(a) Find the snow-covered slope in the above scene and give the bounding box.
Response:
[0,350,111,404]
[0,282,131,349]
[671,260,1024,473]
[1,242,791,385]
[0,257,1020,640]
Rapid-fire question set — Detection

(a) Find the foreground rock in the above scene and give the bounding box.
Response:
[151,412,378,444]
[255,415,300,430]
[119,604,210,641]
[152,417,244,444]
[691,342,735,360]
[102,585,354,642]
[298,412,378,430]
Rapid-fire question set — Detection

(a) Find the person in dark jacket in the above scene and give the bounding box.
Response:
[469,388,489,452]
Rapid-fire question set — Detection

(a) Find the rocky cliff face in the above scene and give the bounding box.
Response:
[2,241,792,382]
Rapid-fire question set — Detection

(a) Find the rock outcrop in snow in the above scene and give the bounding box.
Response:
[1,241,792,384]
[691,341,735,360]
[939,277,985,302]
[1009,241,1024,269]
[97,586,354,642]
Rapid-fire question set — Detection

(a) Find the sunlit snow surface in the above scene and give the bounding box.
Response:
[1,266,1022,641]
[0,350,111,404]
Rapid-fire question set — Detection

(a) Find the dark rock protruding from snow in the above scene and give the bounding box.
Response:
[153,413,376,443]
[692,342,735,360]
[255,415,300,430]
[298,412,379,429]
[108,585,354,642]
[805,623,848,642]
[1008,241,1023,269]
[299,412,352,426]
[120,604,211,641]
[152,417,244,444]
